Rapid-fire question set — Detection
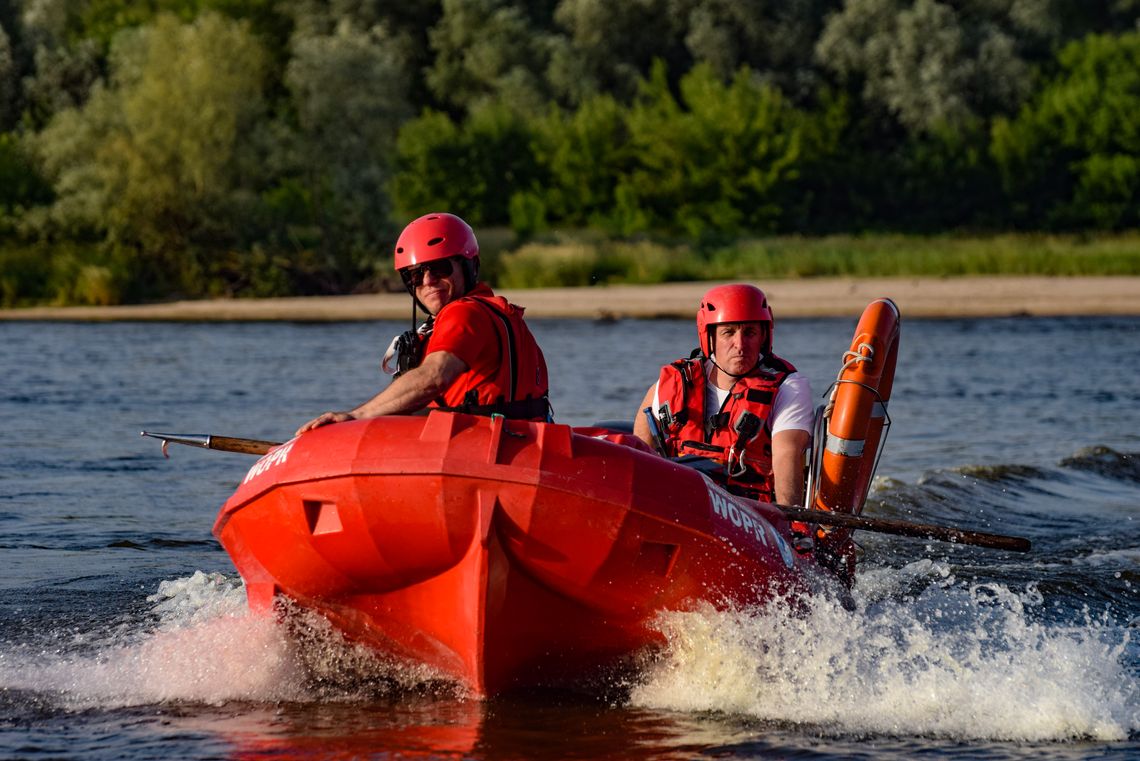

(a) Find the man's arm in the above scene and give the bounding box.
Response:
[295,350,468,435]
[631,384,658,448]
[771,428,810,506]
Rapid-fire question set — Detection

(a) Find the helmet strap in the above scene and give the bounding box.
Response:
[710,355,761,381]
[459,257,479,295]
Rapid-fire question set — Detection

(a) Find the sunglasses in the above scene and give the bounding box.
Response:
[401,258,455,288]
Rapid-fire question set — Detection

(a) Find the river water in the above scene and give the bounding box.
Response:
[1,314,1138,759]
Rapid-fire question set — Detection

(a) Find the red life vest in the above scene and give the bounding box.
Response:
[655,353,795,500]
[424,292,551,421]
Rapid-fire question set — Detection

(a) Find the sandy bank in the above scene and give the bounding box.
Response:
[2,276,1139,321]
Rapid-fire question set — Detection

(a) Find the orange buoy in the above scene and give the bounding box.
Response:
[807,298,900,576]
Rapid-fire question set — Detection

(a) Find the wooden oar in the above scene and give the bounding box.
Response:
[776,505,1031,552]
[140,430,281,457]
[140,430,1031,552]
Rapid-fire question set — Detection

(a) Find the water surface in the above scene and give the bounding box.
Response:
[2,316,1138,759]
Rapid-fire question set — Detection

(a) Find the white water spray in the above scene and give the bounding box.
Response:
[629,560,1139,742]
[0,572,304,707]
[0,571,451,708]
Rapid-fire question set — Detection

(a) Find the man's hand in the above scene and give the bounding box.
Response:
[294,350,467,438]
[295,411,355,437]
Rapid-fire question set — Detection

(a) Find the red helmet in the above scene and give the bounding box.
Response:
[696,284,773,358]
[393,212,479,270]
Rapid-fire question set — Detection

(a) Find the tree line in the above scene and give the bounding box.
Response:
[0,0,1137,306]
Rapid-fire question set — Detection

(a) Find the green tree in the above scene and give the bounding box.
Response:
[425,0,554,115]
[613,62,810,237]
[18,0,103,129]
[525,93,632,229]
[30,12,270,296]
[550,0,689,106]
[393,101,540,225]
[20,39,102,129]
[282,19,412,286]
[0,131,52,212]
[71,0,292,51]
[0,23,16,129]
[675,0,836,99]
[991,31,1140,229]
[816,0,1037,134]
[286,0,444,116]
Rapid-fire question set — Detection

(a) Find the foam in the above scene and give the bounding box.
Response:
[0,572,305,707]
[0,571,461,708]
[628,560,1140,742]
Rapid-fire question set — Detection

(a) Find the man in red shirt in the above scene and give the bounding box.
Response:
[296,213,550,435]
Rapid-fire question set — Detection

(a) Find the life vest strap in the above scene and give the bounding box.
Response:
[439,395,551,421]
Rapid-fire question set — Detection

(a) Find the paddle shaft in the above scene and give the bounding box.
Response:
[778,505,1031,552]
[140,431,281,457]
[209,435,280,455]
[140,430,1030,551]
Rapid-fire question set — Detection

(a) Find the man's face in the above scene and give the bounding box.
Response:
[712,322,766,375]
[404,257,465,314]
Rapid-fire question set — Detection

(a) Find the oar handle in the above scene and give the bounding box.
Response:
[141,431,282,457]
[209,435,281,455]
[777,506,1031,552]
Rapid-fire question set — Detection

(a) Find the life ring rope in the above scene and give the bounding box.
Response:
[840,343,875,373]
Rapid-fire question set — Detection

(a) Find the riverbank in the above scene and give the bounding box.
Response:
[2,276,1139,321]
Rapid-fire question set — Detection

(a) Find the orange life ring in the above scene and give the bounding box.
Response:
[813,298,900,519]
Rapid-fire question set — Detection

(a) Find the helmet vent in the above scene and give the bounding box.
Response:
[427,237,445,247]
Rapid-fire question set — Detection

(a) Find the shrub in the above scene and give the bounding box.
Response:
[991,31,1140,229]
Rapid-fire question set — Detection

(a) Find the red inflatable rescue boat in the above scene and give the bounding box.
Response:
[212,299,901,696]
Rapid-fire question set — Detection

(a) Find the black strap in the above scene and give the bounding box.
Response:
[432,297,532,415]
[439,395,551,420]
[474,299,518,401]
[681,439,724,454]
[705,411,729,439]
[745,388,774,404]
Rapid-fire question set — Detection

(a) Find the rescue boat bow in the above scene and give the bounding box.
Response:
[213,412,823,696]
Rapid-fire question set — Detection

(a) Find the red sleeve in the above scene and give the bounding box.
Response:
[424,299,499,375]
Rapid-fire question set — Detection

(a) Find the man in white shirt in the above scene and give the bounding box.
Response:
[633,284,813,506]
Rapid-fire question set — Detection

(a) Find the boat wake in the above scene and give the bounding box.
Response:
[3,521,1137,743]
[628,562,1140,742]
[0,571,464,711]
[1,572,300,708]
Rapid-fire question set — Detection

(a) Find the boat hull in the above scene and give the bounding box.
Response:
[214,412,822,696]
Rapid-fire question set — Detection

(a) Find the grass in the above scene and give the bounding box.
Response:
[4,231,1139,306]
[493,231,1140,288]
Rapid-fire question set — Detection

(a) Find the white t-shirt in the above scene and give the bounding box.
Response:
[651,359,814,435]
